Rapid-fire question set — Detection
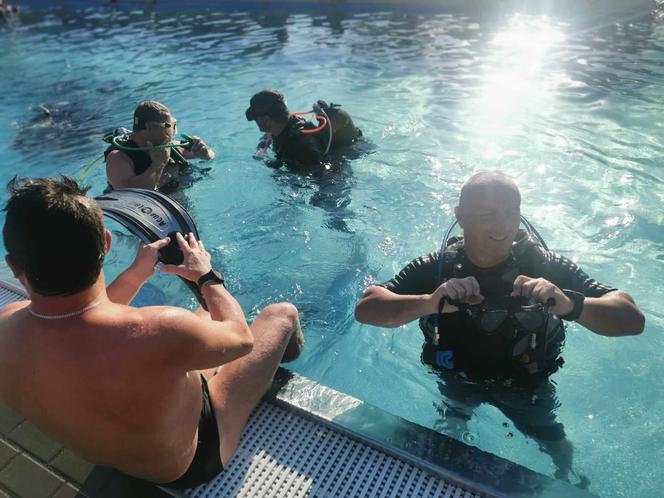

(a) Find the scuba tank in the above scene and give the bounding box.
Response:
[102,127,131,144]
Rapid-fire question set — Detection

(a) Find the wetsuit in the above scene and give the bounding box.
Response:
[161,375,223,490]
[104,139,185,194]
[381,230,617,441]
[273,106,362,172]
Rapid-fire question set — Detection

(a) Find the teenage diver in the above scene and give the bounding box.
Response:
[105,101,215,193]
[245,89,362,173]
[355,171,644,486]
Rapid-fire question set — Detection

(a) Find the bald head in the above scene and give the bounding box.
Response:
[458,171,520,212]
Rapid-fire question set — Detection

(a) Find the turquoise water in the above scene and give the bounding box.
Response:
[1,3,663,496]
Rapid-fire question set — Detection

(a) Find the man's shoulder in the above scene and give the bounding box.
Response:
[114,304,194,328]
[413,251,441,268]
[0,300,29,322]
[382,251,440,293]
[0,299,29,314]
[105,148,133,165]
[392,251,440,277]
[283,117,321,141]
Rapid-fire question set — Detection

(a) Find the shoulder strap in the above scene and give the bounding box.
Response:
[437,236,464,285]
[511,230,550,276]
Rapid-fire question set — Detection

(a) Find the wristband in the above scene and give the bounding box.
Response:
[559,289,585,321]
[197,269,225,291]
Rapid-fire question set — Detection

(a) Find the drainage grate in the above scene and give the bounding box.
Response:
[0,281,27,304]
[186,401,481,498]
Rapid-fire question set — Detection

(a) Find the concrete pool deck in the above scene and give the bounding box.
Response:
[0,400,169,498]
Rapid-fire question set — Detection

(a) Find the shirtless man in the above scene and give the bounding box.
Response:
[105,100,215,193]
[0,176,303,490]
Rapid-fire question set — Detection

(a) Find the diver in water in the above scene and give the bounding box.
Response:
[246,89,362,173]
[105,101,215,193]
[0,0,18,22]
[355,171,644,485]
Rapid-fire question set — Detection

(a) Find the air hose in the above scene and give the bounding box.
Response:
[78,132,193,181]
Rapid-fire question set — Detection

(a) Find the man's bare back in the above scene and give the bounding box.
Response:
[0,178,303,489]
[0,300,205,482]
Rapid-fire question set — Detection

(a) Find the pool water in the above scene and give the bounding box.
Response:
[1,3,663,497]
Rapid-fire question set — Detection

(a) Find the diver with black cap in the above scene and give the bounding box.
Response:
[355,171,644,485]
[104,101,215,193]
[246,89,362,173]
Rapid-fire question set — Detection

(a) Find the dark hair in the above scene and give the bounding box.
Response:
[269,102,289,122]
[246,89,289,123]
[133,100,171,131]
[3,176,106,296]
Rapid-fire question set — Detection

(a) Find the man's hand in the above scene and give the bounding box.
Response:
[160,232,212,282]
[146,140,171,167]
[430,276,484,312]
[107,236,171,305]
[187,136,215,160]
[511,275,574,315]
[127,236,172,283]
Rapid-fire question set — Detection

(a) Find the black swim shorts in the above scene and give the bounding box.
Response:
[161,375,224,490]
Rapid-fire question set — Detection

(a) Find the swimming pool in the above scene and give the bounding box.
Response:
[1,2,662,496]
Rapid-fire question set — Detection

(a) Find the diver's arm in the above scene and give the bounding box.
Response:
[155,303,252,371]
[355,284,465,328]
[512,276,644,336]
[158,233,253,369]
[356,253,480,328]
[179,135,215,160]
[576,291,644,336]
[540,254,643,336]
[105,149,168,190]
[106,237,171,305]
[355,286,436,327]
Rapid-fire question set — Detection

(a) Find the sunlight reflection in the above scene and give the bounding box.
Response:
[469,15,567,159]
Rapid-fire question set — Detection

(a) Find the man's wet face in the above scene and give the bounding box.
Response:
[147,115,176,145]
[458,184,521,266]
